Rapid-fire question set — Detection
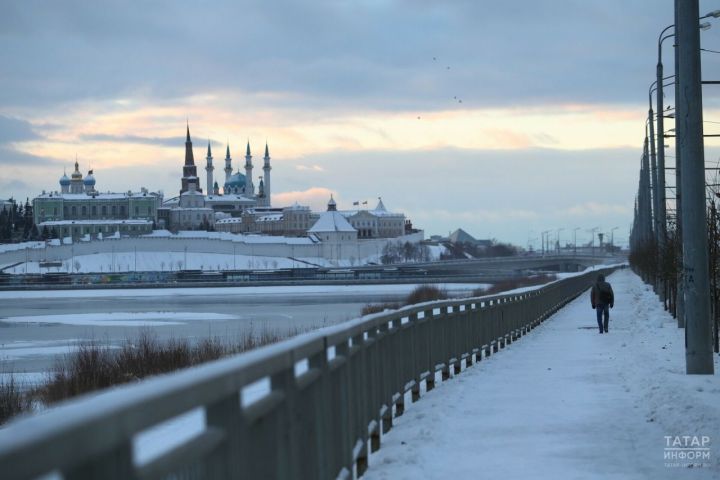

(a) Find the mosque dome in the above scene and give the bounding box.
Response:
[59,174,70,186]
[224,172,246,190]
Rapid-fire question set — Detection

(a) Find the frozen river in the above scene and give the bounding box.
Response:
[0,283,486,375]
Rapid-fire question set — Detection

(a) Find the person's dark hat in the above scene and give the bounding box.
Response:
[597,274,605,282]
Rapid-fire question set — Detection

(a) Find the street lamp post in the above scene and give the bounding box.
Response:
[677,0,714,374]
[541,230,551,256]
[556,228,564,255]
[573,227,580,256]
[589,227,599,256]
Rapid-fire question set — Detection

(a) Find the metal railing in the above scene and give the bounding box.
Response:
[0,267,618,479]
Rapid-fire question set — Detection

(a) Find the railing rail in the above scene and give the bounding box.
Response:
[0,266,619,479]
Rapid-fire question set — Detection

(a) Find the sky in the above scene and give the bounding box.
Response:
[3,0,720,249]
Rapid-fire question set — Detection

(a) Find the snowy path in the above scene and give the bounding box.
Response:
[365,269,720,479]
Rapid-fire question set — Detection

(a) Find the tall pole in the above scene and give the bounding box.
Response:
[657,33,670,299]
[648,88,661,293]
[677,0,714,374]
[574,227,580,256]
[674,0,686,328]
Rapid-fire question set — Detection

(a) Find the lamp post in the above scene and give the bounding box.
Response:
[541,230,551,256]
[654,10,719,325]
[677,0,714,374]
[573,227,581,256]
[589,227,599,256]
[556,228,564,255]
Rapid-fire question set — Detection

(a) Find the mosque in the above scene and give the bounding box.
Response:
[32,124,412,242]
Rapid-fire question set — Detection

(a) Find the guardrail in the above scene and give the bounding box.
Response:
[0,266,619,479]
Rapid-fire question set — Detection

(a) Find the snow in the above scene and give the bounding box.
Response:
[308,211,357,233]
[364,269,720,479]
[0,312,236,327]
[3,251,332,274]
[0,241,44,253]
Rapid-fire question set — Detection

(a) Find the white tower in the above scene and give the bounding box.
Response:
[244,141,254,195]
[205,140,214,194]
[224,144,232,183]
[263,142,271,207]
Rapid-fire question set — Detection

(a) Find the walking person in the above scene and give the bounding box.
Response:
[590,274,614,333]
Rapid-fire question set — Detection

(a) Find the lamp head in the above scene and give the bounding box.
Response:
[706,10,720,18]
[700,22,712,31]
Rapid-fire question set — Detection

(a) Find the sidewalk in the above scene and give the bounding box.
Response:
[365,269,720,479]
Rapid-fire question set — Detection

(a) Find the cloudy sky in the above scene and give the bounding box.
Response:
[3,0,720,248]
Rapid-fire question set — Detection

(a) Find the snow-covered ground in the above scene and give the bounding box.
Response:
[365,269,720,479]
[1,243,447,274]
[1,251,383,274]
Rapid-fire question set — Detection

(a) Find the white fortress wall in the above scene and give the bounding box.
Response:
[0,231,424,268]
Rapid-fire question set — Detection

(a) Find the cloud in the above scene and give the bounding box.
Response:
[295,164,325,172]
[0,115,42,144]
[2,0,715,112]
[272,187,336,211]
[560,202,632,217]
[78,133,189,147]
[0,146,58,166]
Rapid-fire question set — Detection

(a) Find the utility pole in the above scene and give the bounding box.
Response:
[674,0,686,328]
[677,0,714,374]
[648,95,661,294]
[656,34,669,305]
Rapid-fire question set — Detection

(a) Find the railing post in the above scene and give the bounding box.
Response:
[424,309,436,392]
[63,442,135,480]
[408,312,421,403]
[206,391,244,479]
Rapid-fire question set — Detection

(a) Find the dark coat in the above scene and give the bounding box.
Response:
[591,280,614,308]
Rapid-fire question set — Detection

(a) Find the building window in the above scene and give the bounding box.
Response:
[135,206,139,216]
[81,206,87,216]
[112,205,117,215]
[102,206,107,216]
[71,206,77,216]
[120,206,126,216]
[53,207,57,216]
[92,206,97,216]
[63,206,68,217]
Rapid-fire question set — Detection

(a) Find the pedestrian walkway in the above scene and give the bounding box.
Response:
[365,269,720,479]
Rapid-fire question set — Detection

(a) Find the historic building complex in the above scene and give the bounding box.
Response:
[32,161,161,239]
[32,124,413,243]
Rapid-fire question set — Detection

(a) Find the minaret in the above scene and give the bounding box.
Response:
[244,141,254,196]
[263,142,272,207]
[181,123,201,194]
[224,144,232,183]
[205,140,214,195]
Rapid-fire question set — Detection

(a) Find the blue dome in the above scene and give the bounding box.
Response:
[83,174,96,186]
[224,172,246,188]
[59,174,70,186]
